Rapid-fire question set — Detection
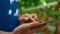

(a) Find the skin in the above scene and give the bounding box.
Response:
[0,14,41,34]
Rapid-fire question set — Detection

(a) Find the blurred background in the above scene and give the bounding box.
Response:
[18,0,60,34]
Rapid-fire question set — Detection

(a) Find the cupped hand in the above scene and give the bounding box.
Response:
[12,22,40,34]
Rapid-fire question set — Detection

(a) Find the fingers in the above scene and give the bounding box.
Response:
[27,14,36,22]
[22,14,36,22]
[13,22,40,33]
[30,14,38,21]
[19,14,38,23]
[19,22,40,29]
[19,16,29,21]
[19,14,29,21]
[25,22,40,29]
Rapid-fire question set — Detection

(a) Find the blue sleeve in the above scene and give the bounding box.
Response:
[0,0,18,32]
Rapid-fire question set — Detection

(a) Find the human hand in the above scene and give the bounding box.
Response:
[19,14,38,24]
[12,22,40,34]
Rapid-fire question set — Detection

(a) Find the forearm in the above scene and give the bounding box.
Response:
[0,31,12,34]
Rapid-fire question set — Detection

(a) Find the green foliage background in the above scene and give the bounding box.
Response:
[18,0,60,34]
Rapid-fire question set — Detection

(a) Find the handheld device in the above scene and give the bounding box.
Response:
[31,20,55,29]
